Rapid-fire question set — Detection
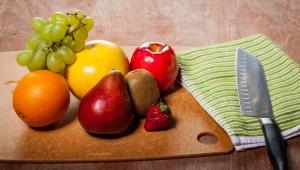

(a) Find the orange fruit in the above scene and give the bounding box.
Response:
[13,70,70,127]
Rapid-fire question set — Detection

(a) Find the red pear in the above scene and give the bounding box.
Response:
[78,70,134,135]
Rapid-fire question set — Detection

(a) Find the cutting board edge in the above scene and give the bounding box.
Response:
[0,146,234,163]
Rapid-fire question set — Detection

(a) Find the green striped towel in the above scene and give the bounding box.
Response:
[176,34,300,151]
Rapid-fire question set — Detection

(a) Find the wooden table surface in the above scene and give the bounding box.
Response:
[1,0,299,169]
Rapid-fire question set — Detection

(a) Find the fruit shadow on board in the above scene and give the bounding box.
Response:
[31,97,79,131]
[89,116,140,139]
[161,69,182,96]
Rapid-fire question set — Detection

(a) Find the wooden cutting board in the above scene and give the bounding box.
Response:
[0,47,233,162]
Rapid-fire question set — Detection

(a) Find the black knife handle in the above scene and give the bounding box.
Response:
[261,119,288,170]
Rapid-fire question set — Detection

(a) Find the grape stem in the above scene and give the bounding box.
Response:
[67,14,87,34]
[51,13,87,50]
[31,12,89,58]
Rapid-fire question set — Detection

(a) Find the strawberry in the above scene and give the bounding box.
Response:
[144,99,172,131]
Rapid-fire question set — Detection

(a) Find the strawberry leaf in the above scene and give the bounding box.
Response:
[159,101,170,113]
[156,98,170,113]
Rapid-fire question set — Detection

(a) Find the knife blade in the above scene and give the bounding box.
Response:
[236,48,288,170]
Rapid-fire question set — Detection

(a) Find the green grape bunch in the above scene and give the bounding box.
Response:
[16,10,94,73]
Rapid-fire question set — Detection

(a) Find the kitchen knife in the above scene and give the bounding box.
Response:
[236,48,288,170]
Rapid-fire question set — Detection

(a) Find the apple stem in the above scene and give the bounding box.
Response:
[160,44,167,51]
[149,44,158,52]
[149,43,168,52]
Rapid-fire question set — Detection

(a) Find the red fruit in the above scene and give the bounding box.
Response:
[78,70,135,135]
[144,100,171,131]
[130,42,179,92]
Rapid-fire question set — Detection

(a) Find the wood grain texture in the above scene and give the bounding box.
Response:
[0,0,300,169]
[0,0,300,63]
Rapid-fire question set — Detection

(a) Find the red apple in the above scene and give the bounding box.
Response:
[130,42,179,92]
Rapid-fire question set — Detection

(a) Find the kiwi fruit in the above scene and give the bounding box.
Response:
[125,69,160,117]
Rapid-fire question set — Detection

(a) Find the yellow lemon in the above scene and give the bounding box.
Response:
[66,40,129,99]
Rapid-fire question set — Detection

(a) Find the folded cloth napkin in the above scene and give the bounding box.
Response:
[176,34,300,151]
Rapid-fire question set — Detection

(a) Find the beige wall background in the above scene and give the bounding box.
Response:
[0,0,299,62]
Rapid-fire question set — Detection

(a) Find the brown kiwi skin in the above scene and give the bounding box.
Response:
[125,69,160,117]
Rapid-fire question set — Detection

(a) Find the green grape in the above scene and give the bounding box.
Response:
[16,50,33,66]
[49,22,67,42]
[46,17,52,24]
[31,17,47,33]
[74,10,85,19]
[67,14,79,31]
[67,40,84,52]
[56,46,75,64]
[27,49,47,71]
[74,40,85,52]
[48,17,55,24]
[82,17,94,31]
[41,46,50,54]
[37,40,50,50]
[42,24,53,41]
[67,15,79,26]
[65,39,85,52]
[62,35,73,46]
[27,33,43,50]
[65,39,77,51]
[46,52,65,72]
[25,44,35,51]
[48,17,54,24]
[73,27,88,41]
[49,12,67,25]
[58,67,65,76]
